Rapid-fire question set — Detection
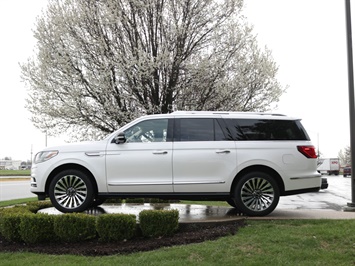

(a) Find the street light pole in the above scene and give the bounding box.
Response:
[345,0,355,210]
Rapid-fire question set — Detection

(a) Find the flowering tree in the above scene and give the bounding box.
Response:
[339,146,351,166]
[21,0,284,139]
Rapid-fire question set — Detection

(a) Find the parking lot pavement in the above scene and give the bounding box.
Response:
[277,175,353,211]
[259,175,355,220]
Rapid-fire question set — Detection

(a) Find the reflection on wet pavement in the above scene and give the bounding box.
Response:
[39,203,245,222]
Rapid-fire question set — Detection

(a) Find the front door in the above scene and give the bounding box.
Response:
[106,118,173,193]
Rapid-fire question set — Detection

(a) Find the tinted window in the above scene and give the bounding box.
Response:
[178,118,226,141]
[224,119,309,141]
[124,119,168,143]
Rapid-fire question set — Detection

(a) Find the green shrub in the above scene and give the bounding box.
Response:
[96,214,137,242]
[26,201,53,213]
[19,213,55,243]
[0,206,32,216]
[139,209,179,237]
[125,198,145,204]
[104,198,123,204]
[0,206,33,242]
[146,198,172,203]
[0,214,23,242]
[53,213,97,242]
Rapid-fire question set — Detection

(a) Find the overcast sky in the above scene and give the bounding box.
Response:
[0,0,353,161]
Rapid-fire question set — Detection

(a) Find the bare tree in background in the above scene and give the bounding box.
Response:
[339,146,351,166]
[21,0,285,140]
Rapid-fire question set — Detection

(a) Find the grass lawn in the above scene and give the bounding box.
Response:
[1,200,354,265]
[0,219,354,265]
[0,170,30,176]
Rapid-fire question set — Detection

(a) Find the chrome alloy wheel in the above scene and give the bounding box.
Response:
[240,177,275,212]
[54,174,88,209]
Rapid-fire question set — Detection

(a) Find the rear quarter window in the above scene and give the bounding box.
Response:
[224,119,310,141]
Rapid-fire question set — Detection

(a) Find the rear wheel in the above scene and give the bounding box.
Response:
[49,169,94,213]
[233,172,280,216]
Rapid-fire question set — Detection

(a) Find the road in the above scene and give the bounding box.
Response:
[0,178,34,201]
[0,175,354,212]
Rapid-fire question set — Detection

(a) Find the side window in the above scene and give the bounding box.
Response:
[124,119,168,143]
[179,118,226,141]
[224,119,309,141]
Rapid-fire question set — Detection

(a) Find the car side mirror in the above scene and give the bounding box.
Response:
[114,132,126,144]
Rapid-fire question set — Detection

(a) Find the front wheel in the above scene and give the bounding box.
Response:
[49,169,94,213]
[233,172,280,216]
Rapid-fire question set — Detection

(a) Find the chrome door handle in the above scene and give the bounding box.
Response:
[216,150,230,154]
[153,151,168,154]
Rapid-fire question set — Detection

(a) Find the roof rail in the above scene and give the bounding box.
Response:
[171,111,286,116]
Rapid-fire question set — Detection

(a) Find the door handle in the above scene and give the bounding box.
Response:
[216,150,230,154]
[153,151,168,155]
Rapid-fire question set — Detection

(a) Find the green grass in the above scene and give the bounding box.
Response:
[0,198,37,207]
[0,170,30,176]
[0,219,354,265]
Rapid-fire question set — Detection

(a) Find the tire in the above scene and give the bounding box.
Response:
[91,198,106,207]
[226,198,237,208]
[233,172,280,216]
[49,169,94,213]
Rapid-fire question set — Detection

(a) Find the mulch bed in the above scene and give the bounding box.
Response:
[0,220,245,256]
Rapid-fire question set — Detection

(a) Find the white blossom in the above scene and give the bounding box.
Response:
[21,0,285,140]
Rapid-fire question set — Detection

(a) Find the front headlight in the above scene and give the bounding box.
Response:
[34,150,59,164]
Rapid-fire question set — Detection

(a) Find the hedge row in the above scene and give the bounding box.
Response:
[0,202,179,244]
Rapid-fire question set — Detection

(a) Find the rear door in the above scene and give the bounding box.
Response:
[172,117,236,193]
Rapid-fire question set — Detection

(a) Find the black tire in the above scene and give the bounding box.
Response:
[49,169,94,213]
[226,198,243,213]
[91,198,106,207]
[233,171,280,216]
[226,198,237,208]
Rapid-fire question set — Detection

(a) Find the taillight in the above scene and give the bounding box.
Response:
[297,145,317,158]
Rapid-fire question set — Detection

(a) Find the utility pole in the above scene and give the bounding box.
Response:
[344,0,355,211]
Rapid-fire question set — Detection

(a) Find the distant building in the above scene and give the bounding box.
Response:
[0,160,22,170]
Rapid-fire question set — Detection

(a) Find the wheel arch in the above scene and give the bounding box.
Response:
[45,163,99,197]
[231,165,285,196]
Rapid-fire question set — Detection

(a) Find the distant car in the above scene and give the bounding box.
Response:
[343,167,351,177]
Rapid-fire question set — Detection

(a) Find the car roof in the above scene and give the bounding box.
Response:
[132,111,300,121]
[170,111,299,120]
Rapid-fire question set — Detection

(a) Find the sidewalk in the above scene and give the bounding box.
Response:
[250,208,355,220]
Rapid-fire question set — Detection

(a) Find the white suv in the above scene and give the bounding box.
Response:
[30,111,321,216]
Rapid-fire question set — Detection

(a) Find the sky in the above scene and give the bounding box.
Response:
[0,0,353,161]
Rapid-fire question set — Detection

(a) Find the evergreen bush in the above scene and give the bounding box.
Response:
[26,200,53,213]
[96,213,136,242]
[19,213,55,243]
[53,213,97,242]
[125,198,145,204]
[0,206,32,242]
[139,209,179,237]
